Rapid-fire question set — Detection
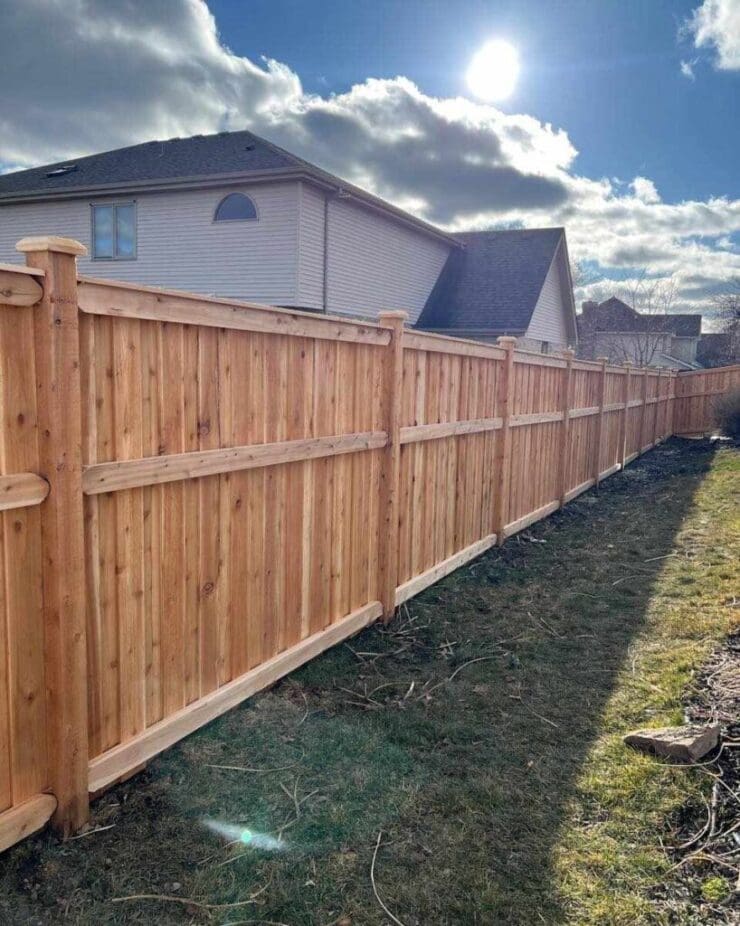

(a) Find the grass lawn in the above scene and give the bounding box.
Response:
[1,439,737,925]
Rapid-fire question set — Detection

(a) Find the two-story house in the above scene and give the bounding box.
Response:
[0,129,577,351]
[577,297,702,369]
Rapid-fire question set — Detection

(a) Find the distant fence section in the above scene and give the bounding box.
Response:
[673,364,740,436]
[0,236,738,854]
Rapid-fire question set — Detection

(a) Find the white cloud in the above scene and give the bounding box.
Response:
[680,59,696,79]
[631,177,661,204]
[687,0,740,70]
[1,0,739,316]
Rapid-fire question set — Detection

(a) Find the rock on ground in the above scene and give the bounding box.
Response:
[623,724,721,762]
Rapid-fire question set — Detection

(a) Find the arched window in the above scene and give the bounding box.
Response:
[214,192,258,222]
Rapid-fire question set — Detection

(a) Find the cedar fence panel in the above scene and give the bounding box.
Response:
[0,237,737,853]
[0,265,55,852]
[673,365,740,435]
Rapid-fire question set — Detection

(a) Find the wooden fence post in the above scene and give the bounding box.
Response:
[639,367,649,454]
[377,311,407,621]
[557,348,574,507]
[16,236,90,835]
[593,357,608,488]
[669,370,677,437]
[656,369,664,442]
[494,336,516,544]
[619,361,631,470]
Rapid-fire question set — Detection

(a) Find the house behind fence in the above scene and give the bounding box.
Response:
[0,236,737,855]
[0,130,576,354]
[578,296,702,370]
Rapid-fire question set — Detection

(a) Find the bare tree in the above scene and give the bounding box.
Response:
[570,259,600,293]
[598,271,679,367]
[714,278,740,331]
[709,277,740,366]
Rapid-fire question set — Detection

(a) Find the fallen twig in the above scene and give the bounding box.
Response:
[111,885,267,916]
[371,831,407,926]
[419,655,499,699]
[521,703,560,729]
[207,762,298,774]
[68,823,116,840]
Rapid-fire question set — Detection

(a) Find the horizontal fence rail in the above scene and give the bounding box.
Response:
[0,236,738,853]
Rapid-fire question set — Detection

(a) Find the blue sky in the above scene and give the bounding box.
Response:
[209,0,738,203]
[1,0,739,317]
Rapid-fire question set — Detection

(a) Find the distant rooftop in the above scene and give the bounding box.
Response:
[580,297,701,337]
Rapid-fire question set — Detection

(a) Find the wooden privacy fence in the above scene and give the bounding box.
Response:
[672,363,740,436]
[0,236,738,854]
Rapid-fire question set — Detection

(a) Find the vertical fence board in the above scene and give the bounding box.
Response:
[0,304,45,805]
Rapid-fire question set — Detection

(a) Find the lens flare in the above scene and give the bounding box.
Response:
[203,818,285,851]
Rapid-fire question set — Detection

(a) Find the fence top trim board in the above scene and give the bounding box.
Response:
[513,351,567,369]
[403,329,506,360]
[679,363,740,377]
[77,275,391,346]
[0,262,45,279]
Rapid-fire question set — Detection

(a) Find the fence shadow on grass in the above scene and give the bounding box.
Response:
[344,438,719,924]
[0,439,720,926]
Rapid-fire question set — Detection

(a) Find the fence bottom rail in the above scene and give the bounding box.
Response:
[0,794,57,854]
[87,599,383,793]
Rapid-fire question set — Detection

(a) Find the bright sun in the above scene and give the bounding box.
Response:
[466,39,520,102]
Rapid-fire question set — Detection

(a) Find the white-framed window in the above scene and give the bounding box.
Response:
[214,192,258,222]
[541,340,550,354]
[91,202,136,260]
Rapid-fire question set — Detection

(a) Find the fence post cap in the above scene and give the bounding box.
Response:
[378,310,408,323]
[16,236,87,257]
[597,356,609,364]
[497,336,517,348]
[623,360,633,367]
[562,348,575,360]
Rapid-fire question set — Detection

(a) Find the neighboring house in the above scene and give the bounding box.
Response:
[416,227,578,353]
[0,130,454,324]
[697,331,740,368]
[0,130,578,348]
[577,297,702,369]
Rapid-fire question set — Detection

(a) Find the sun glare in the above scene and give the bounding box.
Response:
[466,39,520,102]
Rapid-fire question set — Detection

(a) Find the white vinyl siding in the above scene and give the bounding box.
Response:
[1,180,451,319]
[525,248,570,349]
[315,196,450,323]
[668,336,699,364]
[0,183,299,304]
[296,183,326,310]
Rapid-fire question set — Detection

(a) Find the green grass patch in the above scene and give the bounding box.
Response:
[1,439,737,925]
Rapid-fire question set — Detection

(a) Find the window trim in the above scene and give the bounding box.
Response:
[90,201,137,261]
[213,192,259,223]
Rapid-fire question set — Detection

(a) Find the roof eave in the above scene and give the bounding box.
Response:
[417,326,528,336]
[0,167,460,248]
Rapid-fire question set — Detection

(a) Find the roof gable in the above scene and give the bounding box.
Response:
[417,227,567,334]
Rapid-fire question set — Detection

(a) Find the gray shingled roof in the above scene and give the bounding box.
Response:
[0,129,456,245]
[417,227,566,333]
[582,297,701,337]
[0,131,296,198]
